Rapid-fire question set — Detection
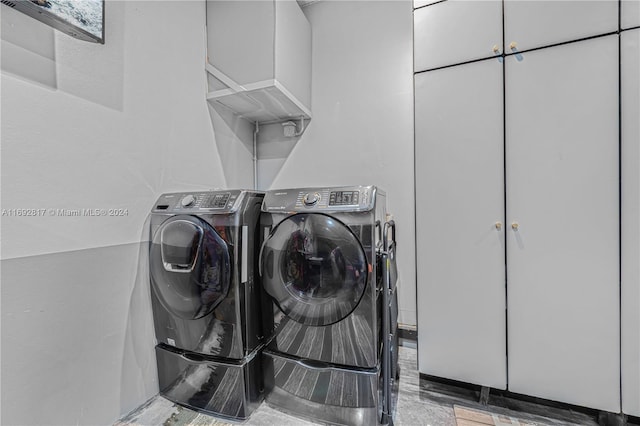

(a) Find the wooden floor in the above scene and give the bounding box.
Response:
[115,345,605,426]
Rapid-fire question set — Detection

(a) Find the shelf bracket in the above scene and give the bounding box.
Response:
[205,62,246,94]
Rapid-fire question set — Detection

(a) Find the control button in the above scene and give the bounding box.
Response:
[181,194,196,207]
[303,192,320,206]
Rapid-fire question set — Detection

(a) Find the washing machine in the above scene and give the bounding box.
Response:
[259,185,399,425]
[149,190,264,420]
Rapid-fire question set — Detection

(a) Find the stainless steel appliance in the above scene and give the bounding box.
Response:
[259,185,399,425]
[149,190,264,420]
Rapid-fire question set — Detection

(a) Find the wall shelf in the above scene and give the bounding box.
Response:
[205,65,311,124]
[205,0,311,125]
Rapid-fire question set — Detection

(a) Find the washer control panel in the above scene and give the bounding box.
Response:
[152,191,242,213]
[263,185,377,213]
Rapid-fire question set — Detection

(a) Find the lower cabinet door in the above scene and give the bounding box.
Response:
[506,36,620,412]
[415,58,507,389]
[622,28,640,418]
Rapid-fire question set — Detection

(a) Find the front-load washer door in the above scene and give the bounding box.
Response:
[260,213,368,326]
[150,215,231,320]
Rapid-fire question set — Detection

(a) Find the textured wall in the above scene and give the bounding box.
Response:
[1,1,231,424]
[1,0,235,260]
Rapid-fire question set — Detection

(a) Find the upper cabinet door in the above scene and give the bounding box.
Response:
[504,0,618,53]
[622,0,640,29]
[622,28,640,418]
[414,0,502,71]
[506,35,620,413]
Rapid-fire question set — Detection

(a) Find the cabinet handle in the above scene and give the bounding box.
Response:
[492,44,501,55]
[509,41,524,61]
[495,222,503,230]
[511,222,519,231]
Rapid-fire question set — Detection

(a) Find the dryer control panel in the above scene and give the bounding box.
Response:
[152,190,245,213]
[262,185,379,213]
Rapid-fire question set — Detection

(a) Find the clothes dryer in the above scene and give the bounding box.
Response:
[149,190,264,420]
[259,185,399,425]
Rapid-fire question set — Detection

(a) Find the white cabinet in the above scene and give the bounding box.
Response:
[414,0,619,73]
[622,0,640,29]
[415,59,506,389]
[504,1,618,52]
[414,2,625,412]
[622,28,640,418]
[206,0,311,123]
[414,0,502,71]
[505,36,620,413]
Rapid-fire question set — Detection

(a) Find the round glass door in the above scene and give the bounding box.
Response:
[260,213,368,326]
[150,215,231,320]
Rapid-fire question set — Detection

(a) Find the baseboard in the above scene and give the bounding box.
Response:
[398,327,417,342]
[419,373,639,425]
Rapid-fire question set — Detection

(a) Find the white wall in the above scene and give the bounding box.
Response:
[1,1,230,424]
[258,1,416,326]
[1,0,232,260]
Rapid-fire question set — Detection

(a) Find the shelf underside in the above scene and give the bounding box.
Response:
[207,84,311,123]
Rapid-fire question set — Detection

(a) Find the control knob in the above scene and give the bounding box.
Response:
[181,194,196,207]
[303,192,320,206]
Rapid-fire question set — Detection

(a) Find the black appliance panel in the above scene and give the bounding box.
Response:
[156,345,262,420]
[150,215,231,321]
